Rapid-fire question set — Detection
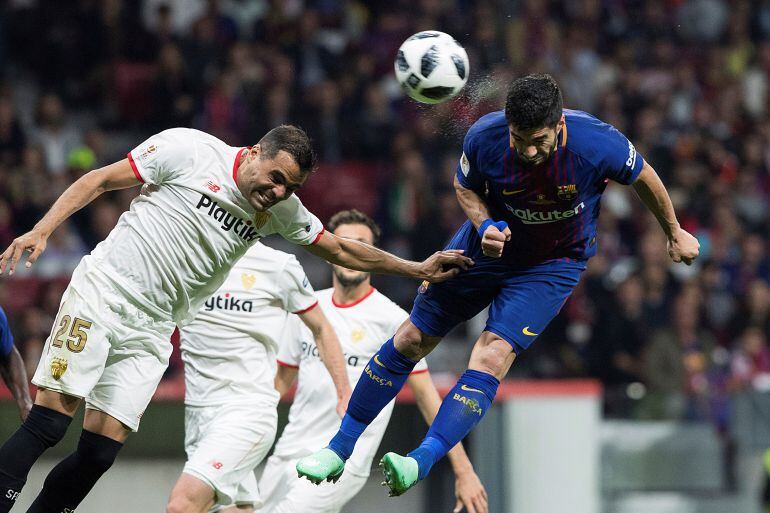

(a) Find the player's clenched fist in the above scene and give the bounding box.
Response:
[479,220,511,259]
[667,227,700,266]
[0,229,48,275]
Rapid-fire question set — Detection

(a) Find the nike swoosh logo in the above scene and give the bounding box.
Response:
[522,326,539,336]
[373,355,385,367]
[502,188,526,195]
[460,385,484,394]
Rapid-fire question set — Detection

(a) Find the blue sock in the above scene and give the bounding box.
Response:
[328,338,416,460]
[408,369,499,480]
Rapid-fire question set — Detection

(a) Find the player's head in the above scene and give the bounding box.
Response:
[238,125,317,211]
[327,209,381,288]
[505,74,565,167]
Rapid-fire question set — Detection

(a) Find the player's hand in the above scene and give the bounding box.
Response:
[667,227,699,265]
[0,229,49,275]
[418,250,474,283]
[453,469,488,513]
[336,387,351,419]
[18,400,32,422]
[481,223,511,259]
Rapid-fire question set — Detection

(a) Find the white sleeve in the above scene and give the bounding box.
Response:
[127,128,196,185]
[269,196,325,245]
[277,315,304,368]
[278,255,318,314]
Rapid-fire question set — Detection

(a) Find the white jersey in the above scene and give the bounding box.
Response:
[274,287,427,477]
[180,243,317,407]
[85,127,323,326]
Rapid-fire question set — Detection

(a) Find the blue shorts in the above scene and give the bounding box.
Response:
[410,221,586,354]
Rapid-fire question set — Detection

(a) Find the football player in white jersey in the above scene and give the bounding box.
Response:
[0,125,472,513]
[168,241,349,513]
[260,210,488,513]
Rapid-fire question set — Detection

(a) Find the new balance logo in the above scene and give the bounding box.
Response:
[506,202,585,225]
[196,194,260,241]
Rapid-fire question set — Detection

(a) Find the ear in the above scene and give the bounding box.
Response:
[557,114,566,129]
[250,145,261,159]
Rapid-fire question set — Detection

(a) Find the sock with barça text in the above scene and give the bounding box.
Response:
[408,369,499,480]
[26,430,123,513]
[328,338,416,460]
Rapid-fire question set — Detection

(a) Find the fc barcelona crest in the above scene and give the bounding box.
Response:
[557,184,578,201]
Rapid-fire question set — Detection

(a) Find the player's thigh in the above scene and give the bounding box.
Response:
[168,472,216,513]
[486,261,585,354]
[32,282,114,399]
[184,402,278,508]
[84,320,174,432]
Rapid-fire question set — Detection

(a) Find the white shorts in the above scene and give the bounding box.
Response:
[258,454,368,513]
[183,400,278,510]
[32,265,175,431]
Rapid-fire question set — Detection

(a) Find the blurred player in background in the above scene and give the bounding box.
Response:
[0,125,471,513]
[261,210,487,513]
[167,242,349,513]
[0,305,32,421]
[298,74,701,496]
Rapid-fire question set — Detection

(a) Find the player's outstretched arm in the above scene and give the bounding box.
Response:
[0,158,142,275]
[297,305,351,417]
[631,162,700,265]
[0,346,33,421]
[408,372,488,513]
[454,176,511,259]
[304,231,473,283]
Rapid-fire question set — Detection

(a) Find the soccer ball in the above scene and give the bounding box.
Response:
[394,31,469,104]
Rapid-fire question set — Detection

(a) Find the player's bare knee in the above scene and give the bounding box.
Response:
[469,335,515,379]
[393,322,434,360]
[166,493,198,513]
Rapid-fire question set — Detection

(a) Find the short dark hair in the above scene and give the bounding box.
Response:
[257,125,317,174]
[505,74,563,131]
[327,209,381,245]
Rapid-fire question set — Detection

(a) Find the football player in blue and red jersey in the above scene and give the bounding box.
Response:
[297,74,700,496]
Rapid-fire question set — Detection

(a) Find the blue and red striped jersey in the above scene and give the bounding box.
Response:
[456,109,644,264]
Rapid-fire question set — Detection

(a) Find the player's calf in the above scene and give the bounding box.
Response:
[26,430,123,513]
[0,405,72,513]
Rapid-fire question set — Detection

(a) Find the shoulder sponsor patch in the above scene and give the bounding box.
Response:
[135,144,159,165]
[460,152,470,176]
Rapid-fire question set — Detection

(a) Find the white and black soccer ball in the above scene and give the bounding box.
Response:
[394,31,469,104]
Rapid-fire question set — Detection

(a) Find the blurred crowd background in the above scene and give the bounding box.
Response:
[0,0,769,435]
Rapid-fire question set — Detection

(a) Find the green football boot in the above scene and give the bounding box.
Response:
[295,448,345,485]
[379,452,419,497]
